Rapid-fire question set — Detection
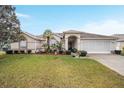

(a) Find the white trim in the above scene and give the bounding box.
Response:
[65,38,68,50]
[116,42,121,50]
[81,38,116,40]
[77,38,80,50]
[34,41,37,52]
[88,52,111,54]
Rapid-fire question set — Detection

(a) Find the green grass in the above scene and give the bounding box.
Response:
[0,54,124,88]
[0,51,6,59]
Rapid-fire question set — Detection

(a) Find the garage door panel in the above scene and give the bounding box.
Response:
[80,40,112,53]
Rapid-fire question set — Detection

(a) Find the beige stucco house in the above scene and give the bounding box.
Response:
[113,34,124,50]
[11,30,124,53]
[11,32,46,53]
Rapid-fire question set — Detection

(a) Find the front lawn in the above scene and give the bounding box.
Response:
[0,54,124,88]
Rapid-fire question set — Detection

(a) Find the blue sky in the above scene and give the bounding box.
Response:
[15,5,124,35]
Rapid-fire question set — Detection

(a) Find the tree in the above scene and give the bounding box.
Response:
[43,29,53,52]
[0,5,21,50]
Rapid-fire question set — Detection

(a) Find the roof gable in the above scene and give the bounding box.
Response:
[22,32,45,41]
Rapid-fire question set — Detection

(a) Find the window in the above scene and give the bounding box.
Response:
[20,41,26,49]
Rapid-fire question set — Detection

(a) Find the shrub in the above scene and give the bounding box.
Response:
[72,48,77,53]
[27,49,32,54]
[66,50,71,55]
[68,47,72,52]
[6,50,13,54]
[14,50,19,54]
[47,49,52,53]
[20,50,25,54]
[79,50,87,57]
[59,50,63,54]
[0,51,6,59]
[115,50,121,55]
[68,48,77,53]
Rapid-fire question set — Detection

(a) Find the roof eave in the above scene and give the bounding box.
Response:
[81,38,117,40]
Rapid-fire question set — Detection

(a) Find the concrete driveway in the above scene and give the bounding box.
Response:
[89,54,124,76]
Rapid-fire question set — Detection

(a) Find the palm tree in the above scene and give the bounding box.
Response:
[43,29,53,52]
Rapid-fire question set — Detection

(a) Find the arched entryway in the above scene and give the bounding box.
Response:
[68,36,77,50]
[64,33,80,51]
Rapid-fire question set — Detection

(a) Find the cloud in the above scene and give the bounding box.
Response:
[16,13,31,18]
[82,20,124,35]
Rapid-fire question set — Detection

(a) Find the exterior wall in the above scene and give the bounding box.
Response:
[11,41,27,50]
[117,41,124,50]
[11,41,42,53]
[80,39,116,53]
[11,42,19,50]
[27,40,45,53]
[120,42,124,50]
[10,33,45,53]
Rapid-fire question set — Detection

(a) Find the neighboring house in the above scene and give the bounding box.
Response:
[11,32,46,53]
[113,34,124,50]
[11,30,123,54]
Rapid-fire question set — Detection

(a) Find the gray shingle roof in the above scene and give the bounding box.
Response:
[22,32,45,41]
[80,32,117,39]
[64,30,117,40]
[53,33,63,38]
[63,30,82,34]
[113,34,124,41]
[23,30,118,41]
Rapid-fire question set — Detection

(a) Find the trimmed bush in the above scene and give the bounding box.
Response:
[20,50,25,54]
[27,50,32,54]
[79,50,87,57]
[115,50,121,55]
[68,48,77,53]
[14,50,19,54]
[59,50,63,54]
[72,48,77,53]
[66,50,71,55]
[6,50,13,54]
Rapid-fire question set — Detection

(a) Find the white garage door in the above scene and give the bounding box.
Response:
[81,40,114,53]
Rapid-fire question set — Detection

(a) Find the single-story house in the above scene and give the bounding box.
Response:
[11,32,46,53]
[112,34,124,50]
[11,30,124,53]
